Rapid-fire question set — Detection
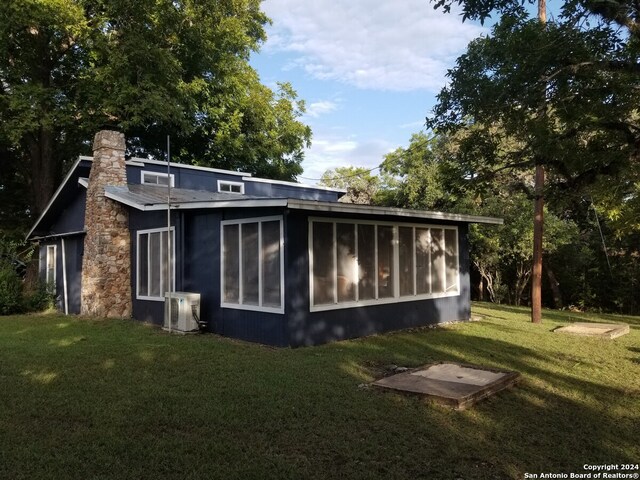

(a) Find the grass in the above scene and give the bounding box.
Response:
[0,303,638,480]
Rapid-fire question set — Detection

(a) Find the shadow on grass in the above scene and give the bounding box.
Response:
[2,313,639,480]
[337,327,640,478]
[473,302,640,328]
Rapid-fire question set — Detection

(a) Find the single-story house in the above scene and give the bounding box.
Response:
[28,130,501,347]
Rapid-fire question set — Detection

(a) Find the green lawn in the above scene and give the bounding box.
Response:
[1,304,638,480]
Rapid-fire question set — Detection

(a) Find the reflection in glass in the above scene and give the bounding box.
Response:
[377,226,394,298]
[312,222,335,305]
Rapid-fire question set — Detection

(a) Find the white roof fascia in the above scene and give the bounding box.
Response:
[285,199,504,225]
[244,176,346,193]
[26,156,86,240]
[127,157,252,177]
[81,155,252,177]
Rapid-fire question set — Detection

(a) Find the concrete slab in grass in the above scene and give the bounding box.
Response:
[371,362,520,410]
[554,322,629,339]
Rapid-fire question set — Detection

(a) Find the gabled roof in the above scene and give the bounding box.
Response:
[26,157,92,240]
[27,155,345,239]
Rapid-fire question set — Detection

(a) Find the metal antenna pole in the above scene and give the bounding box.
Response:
[167,135,172,333]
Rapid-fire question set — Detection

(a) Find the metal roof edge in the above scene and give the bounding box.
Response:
[26,156,88,240]
[104,186,288,211]
[30,230,86,241]
[244,176,346,193]
[284,199,504,225]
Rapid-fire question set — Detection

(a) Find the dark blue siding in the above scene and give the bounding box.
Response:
[51,190,86,234]
[284,211,471,347]
[182,211,220,331]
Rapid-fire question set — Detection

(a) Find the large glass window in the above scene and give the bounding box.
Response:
[310,219,459,310]
[357,224,375,301]
[221,217,283,313]
[137,228,175,300]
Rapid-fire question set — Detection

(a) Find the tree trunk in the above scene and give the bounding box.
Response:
[546,264,563,308]
[27,128,58,217]
[531,163,544,322]
[478,277,484,301]
[532,0,546,324]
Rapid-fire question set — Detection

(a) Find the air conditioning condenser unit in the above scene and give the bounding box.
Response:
[164,292,201,333]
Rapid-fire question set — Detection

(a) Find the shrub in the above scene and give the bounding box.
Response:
[24,279,55,312]
[0,261,24,315]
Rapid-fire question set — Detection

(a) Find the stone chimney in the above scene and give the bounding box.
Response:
[81,130,132,317]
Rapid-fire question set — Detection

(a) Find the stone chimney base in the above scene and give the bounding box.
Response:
[81,130,132,318]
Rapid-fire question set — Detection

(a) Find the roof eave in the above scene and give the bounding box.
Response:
[285,199,504,225]
[26,156,87,240]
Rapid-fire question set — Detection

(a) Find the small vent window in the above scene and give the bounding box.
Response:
[218,180,244,194]
[141,171,175,187]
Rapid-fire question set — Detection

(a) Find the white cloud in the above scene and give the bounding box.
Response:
[298,135,395,183]
[305,100,339,118]
[261,0,485,92]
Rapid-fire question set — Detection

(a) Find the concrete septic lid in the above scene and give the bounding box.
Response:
[371,362,520,410]
[554,322,629,339]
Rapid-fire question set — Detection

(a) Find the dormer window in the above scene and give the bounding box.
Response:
[218,180,244,194]
[142,171,175,187]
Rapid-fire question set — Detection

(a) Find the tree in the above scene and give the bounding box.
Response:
[427,0,640,319]
[379,132,470,211]
[319,166,380,204]
[0,0,311,223]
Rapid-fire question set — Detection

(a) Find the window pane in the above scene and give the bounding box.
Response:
[156,175,169,186]
[262,221,281,307]
[445,229,459,293]
[241,223,259,305]
[336,223,356,303]
[377,226,394,298]
[415,228,430,295]
[231,184,242,193]
[398,227,414,297]
[223,224,239,303]
[149,233,161,297]
[161,231,168,295]
[431,229,445,293]
[312,222,335,305]
[46,246,56,288]
[138,234,148,296]
[357,224,375,301]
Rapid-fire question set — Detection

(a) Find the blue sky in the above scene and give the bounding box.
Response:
[250,0,486,182]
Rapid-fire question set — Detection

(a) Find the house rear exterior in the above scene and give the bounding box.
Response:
[28,130,501,347]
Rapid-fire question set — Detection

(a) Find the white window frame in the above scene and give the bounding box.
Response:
[45,244,57,293]
[136,227,176,301]
[217,180,245,194]
[308,217,460,312]
[220,215,284,314]
[141,171,175,187]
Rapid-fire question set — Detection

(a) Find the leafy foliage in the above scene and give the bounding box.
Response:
[0,237,53,314]
[0,0,311,227]
[379,132,469,210]
[319,166,380,204]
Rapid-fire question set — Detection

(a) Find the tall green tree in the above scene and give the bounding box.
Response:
[0,0,311,225]
[427,0,640,318]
